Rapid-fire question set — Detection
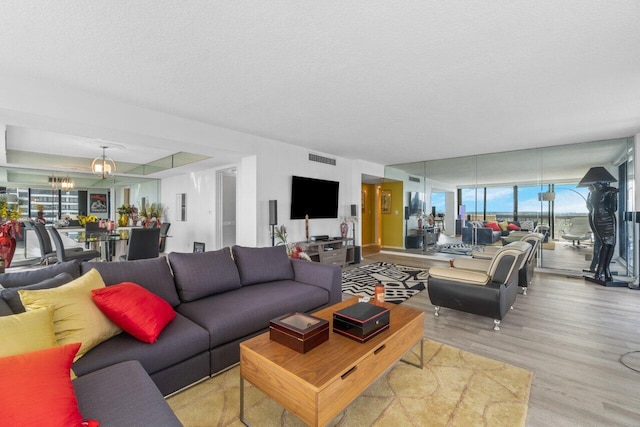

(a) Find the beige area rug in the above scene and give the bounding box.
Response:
[167,339,533,426]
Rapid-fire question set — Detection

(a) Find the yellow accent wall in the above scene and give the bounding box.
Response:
[361,184,375,245]
[381,181,404,248]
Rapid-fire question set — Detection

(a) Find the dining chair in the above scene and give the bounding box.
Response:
[33,222,84,264]
[48,226,101,262]
[119,227,161,261]
[158,222,171,253]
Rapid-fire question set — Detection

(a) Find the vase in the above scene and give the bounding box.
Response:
[118,214,129,227]
[340,221,348,239]
[0,233,16,268]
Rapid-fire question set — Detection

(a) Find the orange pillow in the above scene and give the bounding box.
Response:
[485,222,501,232]
[508,223,521,231]
[91,282,176,343]
[0,343,84,426]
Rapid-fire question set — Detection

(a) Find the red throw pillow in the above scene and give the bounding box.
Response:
[91,282,176,343]
[1,343,84,426]
[485,222,501,232]
[508,223,521,231]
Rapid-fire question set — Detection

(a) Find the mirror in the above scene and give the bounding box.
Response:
[385,137,636,279]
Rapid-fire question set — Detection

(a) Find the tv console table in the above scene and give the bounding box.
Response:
[296,238,355,267]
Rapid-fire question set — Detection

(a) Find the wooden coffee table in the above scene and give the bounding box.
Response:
[239,297,425,426]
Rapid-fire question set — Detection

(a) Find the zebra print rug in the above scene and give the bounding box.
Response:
[342,262,428,304]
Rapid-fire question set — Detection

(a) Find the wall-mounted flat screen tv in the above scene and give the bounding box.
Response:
[409,192,425,216]
[290,176,339,219]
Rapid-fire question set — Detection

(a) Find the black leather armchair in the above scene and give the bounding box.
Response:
[472,233,543,295]
[427,241,530,330]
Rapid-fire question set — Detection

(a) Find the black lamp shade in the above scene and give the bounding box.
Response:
[578,167,617,187]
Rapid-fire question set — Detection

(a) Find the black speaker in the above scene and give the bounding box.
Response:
[268,200,277,225]
[404,206,410,220]
[351,204,357,217]
[431,206,436,216]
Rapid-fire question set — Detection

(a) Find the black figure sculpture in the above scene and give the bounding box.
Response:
[590,182,618,281]
[585,185,602,273]
[578,167,618,283]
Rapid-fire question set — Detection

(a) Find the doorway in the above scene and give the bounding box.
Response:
[217,168,237,249]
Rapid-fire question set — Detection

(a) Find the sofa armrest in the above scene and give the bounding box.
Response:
[291,259,342,305]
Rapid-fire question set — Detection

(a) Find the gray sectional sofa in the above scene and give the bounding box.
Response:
[0,245,342,426]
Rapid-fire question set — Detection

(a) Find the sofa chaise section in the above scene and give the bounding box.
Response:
[73,360,182,427]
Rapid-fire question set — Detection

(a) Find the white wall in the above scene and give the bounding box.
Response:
[161,168,218,253]
[160,144,373,252]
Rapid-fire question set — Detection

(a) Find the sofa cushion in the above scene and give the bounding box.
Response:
[73,360,182,427]
[498,221,509,232]
[19,269,122,360]
[485,221,501,232]
[92,282,176,343]
[177,280,329,348]
[0,308,57,357]
[81,257,180,307]
[508,222,521,231]
[0,260,80,288]
[72,312,209,377]
[0,272,74,313]
[232,245,294,286]
[168,248,241,301]
[1,343,84,426]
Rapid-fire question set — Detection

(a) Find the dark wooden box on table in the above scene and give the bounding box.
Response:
[269,312,329,353]
[333,302,390,343]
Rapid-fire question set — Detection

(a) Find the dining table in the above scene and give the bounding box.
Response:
[61,228,131,262]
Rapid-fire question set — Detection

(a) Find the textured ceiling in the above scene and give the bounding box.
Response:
[0,1,639,167]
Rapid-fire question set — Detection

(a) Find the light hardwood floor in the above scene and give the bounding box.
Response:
[352,253,640,426]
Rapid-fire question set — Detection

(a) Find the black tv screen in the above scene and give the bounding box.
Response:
[290,176,339,219]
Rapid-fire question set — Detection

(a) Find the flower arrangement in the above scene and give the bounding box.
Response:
[117,204,133,215]
[140,203,163,227]
[77,215,99,226]
[274,225,311,261]
[0,197,23,238]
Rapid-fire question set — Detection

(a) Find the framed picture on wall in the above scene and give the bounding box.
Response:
[193,242,205,253]
[381,190,391,214]
[89,193,107,213]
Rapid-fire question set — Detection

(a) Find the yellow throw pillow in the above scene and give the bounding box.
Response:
[498,221,509,232]
[0,308,58,358]
[19,269,121,360]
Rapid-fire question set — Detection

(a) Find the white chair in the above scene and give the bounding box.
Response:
[561,217,591,247]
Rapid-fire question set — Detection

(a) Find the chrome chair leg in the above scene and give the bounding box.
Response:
[493,319,501,331]
[522,286,527,295]
[434,306,440,317]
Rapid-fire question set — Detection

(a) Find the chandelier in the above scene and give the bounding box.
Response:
[61,176,74,190]
[91,146,116,179]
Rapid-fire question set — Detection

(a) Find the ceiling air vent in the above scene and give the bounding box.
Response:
[309,153,336,166]
[409,176,421,183]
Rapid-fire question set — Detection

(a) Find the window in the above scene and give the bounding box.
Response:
[485,187,514,221]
